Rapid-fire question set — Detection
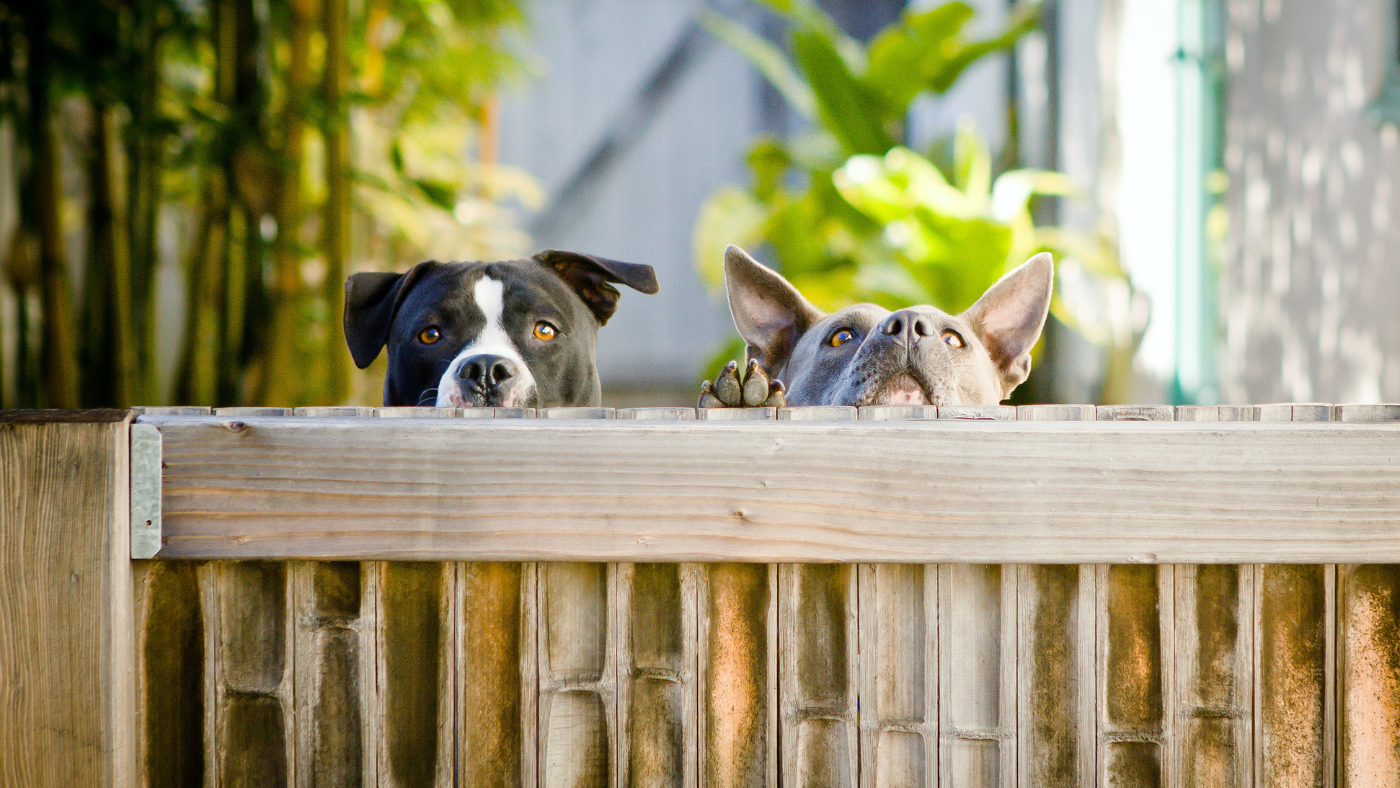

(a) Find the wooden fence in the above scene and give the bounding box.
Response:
[4,403,1400,788]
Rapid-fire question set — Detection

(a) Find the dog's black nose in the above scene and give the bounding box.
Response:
[880,309,932,345]
[458,354,517,391]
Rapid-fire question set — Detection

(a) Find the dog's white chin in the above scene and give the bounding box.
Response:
[873,374,929,405]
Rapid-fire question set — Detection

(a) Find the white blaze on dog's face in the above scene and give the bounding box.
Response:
[434,276,538,407]
[722,245,1054,407]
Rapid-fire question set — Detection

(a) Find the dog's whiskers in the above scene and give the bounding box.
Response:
[417,388,439,406]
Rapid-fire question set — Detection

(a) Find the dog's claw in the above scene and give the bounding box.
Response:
[698,381,725,409]
[761,379,786,408]
[702,358,786,408]
[714,360,744,407]
[741,359,770,406]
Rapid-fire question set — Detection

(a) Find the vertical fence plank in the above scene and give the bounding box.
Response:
[859,564,937,788]
[292,562,376,788]
[1172,565,1253,788]
[134,561,206,788]
[780,564,859,788]
[1255,403,1336,788]
[0,415,136,788]
[373,561,454,788]
[1338,565,1400,788]
[539,562,618,788]
[938,564,1017,788]
[1333,405,1400,788]
[204,561,297,787]
[1018,564,1095,787]
[698,564,777,788]
[458,562,537,788]
[1097,565,1172,788]
[616,563,699,788]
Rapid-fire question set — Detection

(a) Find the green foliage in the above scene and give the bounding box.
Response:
[0,0,534,408]
[695,0,1143,392]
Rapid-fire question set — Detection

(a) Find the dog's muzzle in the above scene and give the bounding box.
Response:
[440,353,532,407]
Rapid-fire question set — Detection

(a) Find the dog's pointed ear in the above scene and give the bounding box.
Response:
[534,250,659,325]
[343,261,440,369]
[963,252,1054,396]
[724,245,824,374]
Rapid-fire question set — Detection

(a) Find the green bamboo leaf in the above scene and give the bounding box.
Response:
[792,30,895,155]
[699,10,815,119]
[864,3,976,111]
[926,3,1041,92]
[748,0,864,69]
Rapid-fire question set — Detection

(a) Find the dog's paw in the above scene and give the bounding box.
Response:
[699,359,787,408]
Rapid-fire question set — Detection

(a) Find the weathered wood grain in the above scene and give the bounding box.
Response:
[1099,405,1174,421]
[700,409,777,421]
[938,564,1017,787]
[617,408,695,420]
[1172,564,1253,788]
[938,405,1016,420]
[1332,403,1400,787]
[1018,405,1095,420]
[1338,565,1400,788]
[780,564,858,788]
[293,561,375,788]
[373,561,454,788]
[134,561,206,788]
[145,417,1400,563]
[1097,564,1173,788]
[1253,401,1336,788]
[539,562,617,788]
[1255,564,1334,788]
[1017,564,1094,788]
[616,563,699,788]
[0,415,135,788]
[205,560,297,787]
[859,405,937,420]
[457,562,536,788]
[778,407,857,421]
[697,564,777,788]
[858,564,937,788]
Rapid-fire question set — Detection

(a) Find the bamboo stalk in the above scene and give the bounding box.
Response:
[256,0,317,406]
[323,0,351,404]
[24,3,78,408]
[83,102,136,407]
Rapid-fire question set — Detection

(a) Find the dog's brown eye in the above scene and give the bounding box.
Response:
[533,321,558,342]
[828,328,855,348]
[942,330,964,348]
[418,327,441,345]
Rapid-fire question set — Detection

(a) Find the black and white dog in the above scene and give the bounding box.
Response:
[343,251,658,407]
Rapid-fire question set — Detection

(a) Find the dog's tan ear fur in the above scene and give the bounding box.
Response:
[962,252,1054,397]
[724,245,825,375]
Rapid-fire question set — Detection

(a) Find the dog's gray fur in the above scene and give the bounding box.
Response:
[707,245,1053,407]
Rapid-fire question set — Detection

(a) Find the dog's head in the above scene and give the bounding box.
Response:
[344,251,659,407]
[722,245,1053,407]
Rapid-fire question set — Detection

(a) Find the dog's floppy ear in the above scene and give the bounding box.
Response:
[962,252,1054,397]
[535,250,660,326]
[343,261,441,369]
[724,245,825,374]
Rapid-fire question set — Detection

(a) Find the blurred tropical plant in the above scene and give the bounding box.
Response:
[0,0,536,409]
[694,0,1147,401]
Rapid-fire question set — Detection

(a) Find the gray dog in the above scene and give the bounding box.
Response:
[701,245,1053,408]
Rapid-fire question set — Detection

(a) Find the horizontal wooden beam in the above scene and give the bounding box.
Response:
[138,414,1400,563]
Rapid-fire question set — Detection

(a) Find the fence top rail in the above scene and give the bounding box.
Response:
[111,404,1400,565]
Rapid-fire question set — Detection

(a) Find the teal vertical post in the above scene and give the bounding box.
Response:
[1173,0,1225,404]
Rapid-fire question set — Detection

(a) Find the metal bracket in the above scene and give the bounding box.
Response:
[130,423,162,559]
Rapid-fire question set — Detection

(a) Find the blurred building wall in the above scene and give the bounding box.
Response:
[1224,0,1400,403]
[498,0,767,404]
